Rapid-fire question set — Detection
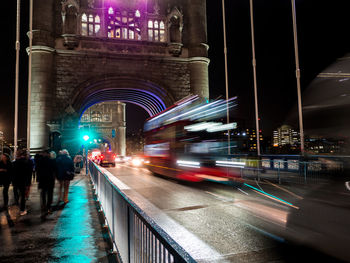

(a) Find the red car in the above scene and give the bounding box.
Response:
[100,152,116,167]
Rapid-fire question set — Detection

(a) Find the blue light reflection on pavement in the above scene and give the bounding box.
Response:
[243,183,294,207]
[49,182,97,263]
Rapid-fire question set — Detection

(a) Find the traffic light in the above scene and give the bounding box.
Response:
[80,125,91,142]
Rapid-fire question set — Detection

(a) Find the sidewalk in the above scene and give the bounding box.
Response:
[0,172,117,263]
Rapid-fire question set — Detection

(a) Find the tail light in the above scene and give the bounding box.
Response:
[101,155,104,159]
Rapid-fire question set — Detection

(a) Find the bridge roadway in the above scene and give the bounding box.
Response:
[104,163,349,262]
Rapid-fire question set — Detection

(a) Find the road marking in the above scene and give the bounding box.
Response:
[205,191,234,202]
[255,178,264,191]
[235,187,249,195]
[263,179,303,200]
[244,183,299,209]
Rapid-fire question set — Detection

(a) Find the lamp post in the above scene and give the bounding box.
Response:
[83,134,90,174]
[27,0,33,151]
[249,0,261,157]
[14,0,21,158]
[221,0,231,155]
[291,0,305,154]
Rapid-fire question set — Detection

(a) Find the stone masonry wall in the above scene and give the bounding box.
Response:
[54,51,191,115]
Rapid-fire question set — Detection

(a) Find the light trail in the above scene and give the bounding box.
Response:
[243,183,299,209]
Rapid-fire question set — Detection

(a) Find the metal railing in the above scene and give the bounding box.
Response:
[89,161,196,263]
[228,156,346,184]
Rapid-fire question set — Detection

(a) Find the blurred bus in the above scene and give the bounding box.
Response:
[143,95,245,183]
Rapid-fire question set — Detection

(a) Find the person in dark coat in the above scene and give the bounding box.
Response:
[36,150,56,216]
[12,149,33,215]
[0,153,13,210]
[56,149,74,204]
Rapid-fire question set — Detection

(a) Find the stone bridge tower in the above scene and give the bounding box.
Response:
[30,0,209,155]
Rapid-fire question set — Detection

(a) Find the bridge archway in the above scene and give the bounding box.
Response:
[71,75,175,118]
[62,75,176,156]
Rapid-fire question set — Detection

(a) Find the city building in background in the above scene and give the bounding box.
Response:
[305,137,346,154]
[231,128,264,153]
[273,125,300,148]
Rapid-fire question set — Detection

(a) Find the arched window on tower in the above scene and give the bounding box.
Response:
[107,8,141,40]
[81,13,88,36]
[91,111,102,122]
[81,13,101,36]
[148,19,165,42]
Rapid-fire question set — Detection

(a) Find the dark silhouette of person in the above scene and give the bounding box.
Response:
[0,153,13,210]
[36,150,56,216]
[12,149,33,215]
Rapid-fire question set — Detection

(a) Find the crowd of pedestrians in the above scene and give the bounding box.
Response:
[0,148,76,217]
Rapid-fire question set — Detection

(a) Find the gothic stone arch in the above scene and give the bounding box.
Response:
[29,0,209,154]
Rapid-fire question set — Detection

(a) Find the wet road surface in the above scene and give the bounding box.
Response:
[106,163,347,262]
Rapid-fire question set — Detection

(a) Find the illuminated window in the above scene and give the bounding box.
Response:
[103,114,111,122]
[81,13,100,36]
[91,111,102,122]
[81,114,90,122]
[81,14,88,36]
[135,10,141,17]
[148,20,165,42]
[107,7,141,40]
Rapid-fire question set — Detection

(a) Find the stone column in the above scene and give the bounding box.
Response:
[112,102,126,156]
[30,47,55,153]
[185,0,210,100]
[30,0,55,153]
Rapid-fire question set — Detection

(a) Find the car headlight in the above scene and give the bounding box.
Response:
[132,158,142,166]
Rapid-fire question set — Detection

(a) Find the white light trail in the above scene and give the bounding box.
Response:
[216,160,245,168]
[177,160,200,168]
[207,123,237,132]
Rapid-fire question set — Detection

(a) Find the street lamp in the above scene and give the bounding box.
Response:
[14,0,21,158]
[221,0,231,155]
[290,0,305,154]
[27,0,33,151]
[248,0,261,157]
[82,133,90,174]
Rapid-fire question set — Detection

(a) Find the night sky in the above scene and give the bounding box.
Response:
[1,0,349,141]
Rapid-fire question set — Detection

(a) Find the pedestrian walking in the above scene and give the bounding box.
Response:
[56,149,74,205]
[0,153,13,210]
[33,153,41,182]
[36,150,56,217]
[12,149,33,216]
[73,154,83,174]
